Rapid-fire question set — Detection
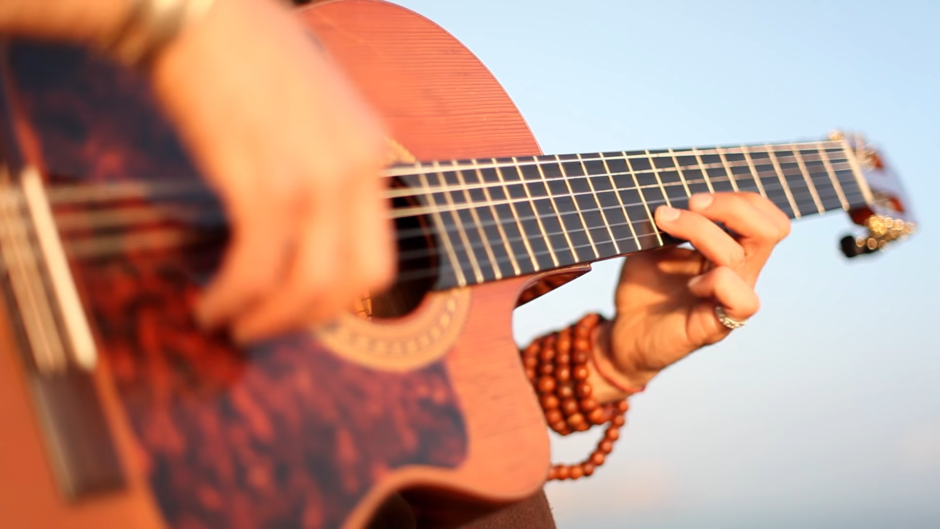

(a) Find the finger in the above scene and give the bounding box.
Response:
[348,167,396,296]
[654,205,745,271]
[232,195,352,342]
[196,190,291,331]
[687,266,760,339]
[688,193,786,244]
[737,192,792,240]
[350,184,397,292]
[687,192,790,280]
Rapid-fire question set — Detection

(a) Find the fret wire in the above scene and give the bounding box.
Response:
[390,163,852,221]
[493,160,542,272]
[451,161,503,280]
[715,147,740,192]
[836,139,875,205]
[645,150,673,207]
[740,146,770,200]
[600,153,641,249]
[385,146,850,201]
[623,151,664,247]
[428,161,480,285]
[765,146,801,217]
[394,179,841,244]
[414,163,466,286]
[514,156,560,268]
[816,142,850,210]
[400,190,831,274]
[691,147,716,193]
[474,159,521,276]
[383,141,846,179]
[668,148,694,198]
[534,156,580,262]
[556,154,600,260]
[791,149,825,214]
[578,153,622,254]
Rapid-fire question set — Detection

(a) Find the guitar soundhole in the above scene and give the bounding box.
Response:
[359,180,437,320]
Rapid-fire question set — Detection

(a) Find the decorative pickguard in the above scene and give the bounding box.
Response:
[7,42,469,528]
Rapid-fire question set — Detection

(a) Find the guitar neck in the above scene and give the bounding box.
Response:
[388,139,874,289]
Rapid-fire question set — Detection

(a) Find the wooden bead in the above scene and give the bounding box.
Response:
[616,400,629,413]
[556,383,574,399]
[561,398,579,415]
[539,346,555,362]
[575,421,590,432]
[545,409,563,424]
[611,414,625,427]
[555,354,571,366]
[598,439,613,454]
[523,356,538,368]
[576,383,592,398]
[579,397,598,412]
[581,462,595,476]
[573,351,589,365]
[590,452,605,466]
[524,369,536,381]
[605,427,620,441]
[540,395,560,410]
[556,336,572,354]
[554,465,570,480]
[587,408,606,425]
[547,466,556,481]
[550,420,568,433]
[572,365,589,381]
[569,465,584,480]
[555,366,571,382]
[524,342,540,355]
[539,363,554,376]
[573,338,591,353]
[536,376,556,393]
[566,413,585,428]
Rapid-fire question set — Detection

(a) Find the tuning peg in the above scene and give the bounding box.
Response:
[840,215,916,259]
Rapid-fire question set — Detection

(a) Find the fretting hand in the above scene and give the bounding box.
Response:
[599,192,791,389]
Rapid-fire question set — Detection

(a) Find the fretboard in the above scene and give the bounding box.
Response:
[389,140,871,289]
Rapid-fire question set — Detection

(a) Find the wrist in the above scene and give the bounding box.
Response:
[591,318,657,395]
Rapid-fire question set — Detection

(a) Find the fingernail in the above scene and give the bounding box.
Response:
[687,275,703,288]
[657,205,680,222]
[689,193,713,210]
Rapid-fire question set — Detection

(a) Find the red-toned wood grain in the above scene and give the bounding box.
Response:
[0,1,555,527]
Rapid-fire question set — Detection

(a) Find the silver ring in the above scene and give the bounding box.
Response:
[714,305,746,330]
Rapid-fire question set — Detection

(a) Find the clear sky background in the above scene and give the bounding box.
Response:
[392,1,940,527]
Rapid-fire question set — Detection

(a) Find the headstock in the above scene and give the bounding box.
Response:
[834,131,917,258]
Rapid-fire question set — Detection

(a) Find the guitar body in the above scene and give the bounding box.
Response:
[0,1,559,527]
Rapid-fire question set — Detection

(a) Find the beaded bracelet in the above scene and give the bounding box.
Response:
[521,313,629,481]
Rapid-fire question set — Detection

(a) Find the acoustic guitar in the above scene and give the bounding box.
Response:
[0,1,915,528]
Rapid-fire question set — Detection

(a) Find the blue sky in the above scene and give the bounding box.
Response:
[392,1,940,527]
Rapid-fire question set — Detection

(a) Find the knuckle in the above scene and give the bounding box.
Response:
[727,246,747,269]
[712,266,737,285]
[742,292,761,316]
[778,217,792,240]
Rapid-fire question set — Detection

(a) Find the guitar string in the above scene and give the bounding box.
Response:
[28,157,858,227]
[0,169,857,259]
[0,181,849,274]
[6,170,856,244]
[31,146,852,208]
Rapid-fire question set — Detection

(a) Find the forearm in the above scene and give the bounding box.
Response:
[0,0,128,44]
